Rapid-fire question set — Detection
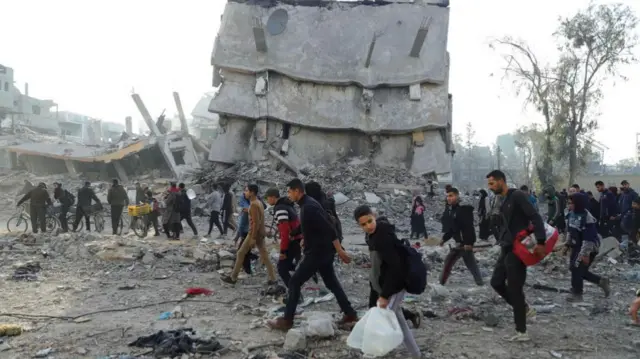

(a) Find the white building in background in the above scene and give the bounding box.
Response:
[636,133,640,164]
[0,63,124,144]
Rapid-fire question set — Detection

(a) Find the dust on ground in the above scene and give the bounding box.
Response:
[1,221,640,359]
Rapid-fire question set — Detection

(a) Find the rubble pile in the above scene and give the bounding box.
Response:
[193,159,445,235]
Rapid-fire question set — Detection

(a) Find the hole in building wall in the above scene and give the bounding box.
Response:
[281,123,291,140]
[172,150,186,165]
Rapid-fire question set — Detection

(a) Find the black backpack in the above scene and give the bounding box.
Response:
[63,190,76,206]
[395,236,428,294]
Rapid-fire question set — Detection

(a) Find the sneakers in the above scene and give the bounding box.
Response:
[599,278,611,298]
[337,314,359,326]
[504,332,530,342]
[267,317,293,332]
[220,275,237,285]
[409,311,423,329]
[525,305,537,319]
[566,293,584,303]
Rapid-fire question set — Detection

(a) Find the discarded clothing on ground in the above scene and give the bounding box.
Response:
[128,328,223,356]
[12,262,41,281]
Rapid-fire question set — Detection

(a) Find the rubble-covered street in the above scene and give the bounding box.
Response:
[1,178,640,358]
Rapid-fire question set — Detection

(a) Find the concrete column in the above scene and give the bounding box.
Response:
[112,161,129,183]
[64,160,79,178]
[131,93,161,136]
[125,116,133,134]
[173,92,190,134]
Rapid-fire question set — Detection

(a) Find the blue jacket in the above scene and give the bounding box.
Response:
[237,196,250,234]
[566,193,600,259]
[599,190,618,220]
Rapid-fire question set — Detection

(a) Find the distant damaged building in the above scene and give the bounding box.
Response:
[207,0,453,178]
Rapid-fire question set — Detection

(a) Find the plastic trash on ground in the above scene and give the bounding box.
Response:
[346,306,404,357]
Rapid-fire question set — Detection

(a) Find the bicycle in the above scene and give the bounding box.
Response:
[129,203,153,238]
[7,204,60,233]
[67,204,106,232]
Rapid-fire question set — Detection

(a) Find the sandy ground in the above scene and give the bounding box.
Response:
[1,217,640,359]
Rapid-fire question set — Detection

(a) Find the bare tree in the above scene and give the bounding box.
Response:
[490,38,557,188]
[551,3,638,186]
[493,3,638,188]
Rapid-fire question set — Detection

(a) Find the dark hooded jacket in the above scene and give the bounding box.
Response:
[598,188,618,221]
[441,200,476,246]
[365,217,407,299]
[306,188,343,240]
[77,185,101,207]
[620,188,639,230]
[297,194,338,256]
[492,188,546,247]
[543,185,566,224]
[566,192,600,258]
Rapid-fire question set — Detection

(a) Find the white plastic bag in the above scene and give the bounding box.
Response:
[346,307,404,357]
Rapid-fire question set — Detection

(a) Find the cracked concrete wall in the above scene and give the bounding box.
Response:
[207,117,451,174]
[210,70,448,133]
[212,2,449,87]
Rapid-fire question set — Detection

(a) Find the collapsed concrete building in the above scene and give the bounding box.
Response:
[207,0,453,179]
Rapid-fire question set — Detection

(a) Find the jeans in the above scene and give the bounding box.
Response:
[208,210,223,235]
[440,246,484,285]
[30,206,46,233]
[490,247,528,333]
[111,205,124,234]
[569,249,600,294]
[277,240,302,288]
[181,213,198,235]
[284,254,356,321]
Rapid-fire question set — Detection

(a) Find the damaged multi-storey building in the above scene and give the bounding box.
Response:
[207,0,453,179]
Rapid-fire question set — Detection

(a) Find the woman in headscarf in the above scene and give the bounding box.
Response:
[410,196,428,240]
[477,189,491,241]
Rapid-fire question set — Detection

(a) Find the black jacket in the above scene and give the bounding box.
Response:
[588,197,601,221]
[18,187,52,208]
[493,189,546,247]
[366,217,407,299]
[180,190,192,215]
[441,202,476,246]
[297,194,337,256]
[77,186,101,207]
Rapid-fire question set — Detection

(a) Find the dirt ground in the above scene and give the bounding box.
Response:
[1,221,640,359]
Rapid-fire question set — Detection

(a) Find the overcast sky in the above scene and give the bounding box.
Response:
[3,0,639,163]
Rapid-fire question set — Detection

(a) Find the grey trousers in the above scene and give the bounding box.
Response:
[389,291,421,358]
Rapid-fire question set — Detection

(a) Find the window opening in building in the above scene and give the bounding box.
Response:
[32,105,41,115]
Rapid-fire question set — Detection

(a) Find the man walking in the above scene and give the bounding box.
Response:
[221,184,277,285]
[620,180,639,234]
[17,182,52,234]
[267,178,356,331]
[178,183,198,235]
[595,180,618,237]
[439,187,483,286]
[265,188,303,294]
[206,184,224,237]
[486,170,546,342]
[107,179,129,235]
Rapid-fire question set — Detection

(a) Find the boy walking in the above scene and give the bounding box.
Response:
[353,204,422,359]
